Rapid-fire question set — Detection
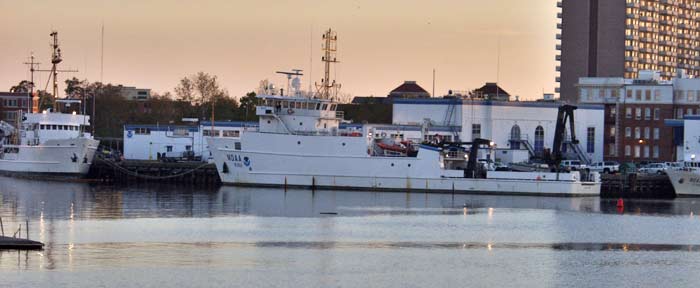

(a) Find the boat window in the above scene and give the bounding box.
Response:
[40,125,45,130]
[281,101,288,108]
[58,125,63,130]
[316,103,321,110]
[234,142,241,150]
[330,104,337,111]
[295,102,302,109]
[52,125,57,130]
[322,104,328,110]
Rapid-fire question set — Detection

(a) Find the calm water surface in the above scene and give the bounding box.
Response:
[1,176,700,287]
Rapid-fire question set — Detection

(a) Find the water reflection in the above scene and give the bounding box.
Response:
[3,176,700,221]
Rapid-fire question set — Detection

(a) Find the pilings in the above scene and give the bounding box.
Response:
[600,173,675,199]
[88,159,221,185]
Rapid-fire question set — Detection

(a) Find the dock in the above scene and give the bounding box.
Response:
[600,173,675,199]
[89,158,221,185]
[0,236,44,250]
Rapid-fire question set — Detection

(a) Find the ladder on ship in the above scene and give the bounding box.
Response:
[443,98,460,141]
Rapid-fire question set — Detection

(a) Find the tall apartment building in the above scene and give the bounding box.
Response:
[578,70,700,163]
[557,0,700,103]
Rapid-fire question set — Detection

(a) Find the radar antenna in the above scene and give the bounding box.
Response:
[315,28,341,99]
[275,69,304,97]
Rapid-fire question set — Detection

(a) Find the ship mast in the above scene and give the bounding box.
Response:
[315,28,341,100]
[36,31,78,112]
[23,53,40,114]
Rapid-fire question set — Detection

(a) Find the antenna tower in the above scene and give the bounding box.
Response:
[315,28,340,99]
[36,31,78,111]
[23,53,41,113]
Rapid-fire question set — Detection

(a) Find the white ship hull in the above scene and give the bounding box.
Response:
[667,169,700,197]
[0,138,99,176]
[208,134,600,197]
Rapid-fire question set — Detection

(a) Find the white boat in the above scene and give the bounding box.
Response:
[208,29,600,196]
[0,111,99,177]
[666,162,700,196]
[0,31,99,177]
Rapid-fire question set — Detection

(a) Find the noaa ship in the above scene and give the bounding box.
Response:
[0,32,99,177]
[667,161,700,196]
[207,29,600,196]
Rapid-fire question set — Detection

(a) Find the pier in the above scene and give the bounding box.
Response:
[600,174,675,199]
[0,218,44,250]
[89,158,221,185]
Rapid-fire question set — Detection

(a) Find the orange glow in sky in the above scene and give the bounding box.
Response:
[0,0,558,100]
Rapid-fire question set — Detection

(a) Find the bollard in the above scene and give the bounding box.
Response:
[616,198,624,208]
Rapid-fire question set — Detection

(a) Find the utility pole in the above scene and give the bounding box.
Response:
[23,53,40,114]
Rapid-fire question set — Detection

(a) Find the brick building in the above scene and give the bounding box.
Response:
[0,92,31,122]
[578,70,700,163]
[556,0,700,103]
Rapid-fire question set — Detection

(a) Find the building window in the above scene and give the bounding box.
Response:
[185,145,192,151]
[626,89,633,98]
[166,146,173,152]
[609,144,617,156]
[653,128,659,140]
[645,108,651,120]
[611,89,620,98]
[203,129,220,137]
[222,130,241,138]
[634,145,640,158]
[644,127,650,139]
[587,127,595,153]
[654,108,660,120]
[626,107,632,119]
[635,127,641,139]
[510,125,521,149]
[610,108,617,118]
[625,145,631,157]
[636,107,642,120]
[636,90,642,100]
[472,124,481,140]
[688,108,694,116]
[599,89,606,98]
[645,90,651,101]
[534,126,545,155]
[653,145,659,158]
[625,127,631,138]
[610,127,616,137]
[654,90,661,101]
[643,146,650,158]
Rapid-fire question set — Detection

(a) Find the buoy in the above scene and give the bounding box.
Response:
[616,198,624,208]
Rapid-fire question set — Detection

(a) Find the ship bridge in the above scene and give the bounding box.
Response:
[256,95,345,135]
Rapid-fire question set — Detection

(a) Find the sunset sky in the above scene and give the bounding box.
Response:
[0,0,558,100]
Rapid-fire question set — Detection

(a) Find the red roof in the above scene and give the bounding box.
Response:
[390,81,429,94]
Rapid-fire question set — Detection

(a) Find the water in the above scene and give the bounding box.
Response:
[2,176,700,287]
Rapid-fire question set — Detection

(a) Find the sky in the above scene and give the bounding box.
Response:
[0,0,559,100]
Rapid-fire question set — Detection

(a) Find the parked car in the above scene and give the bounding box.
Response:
[588,161,620,174]
[638,162,668,174]
[560,160,588,171]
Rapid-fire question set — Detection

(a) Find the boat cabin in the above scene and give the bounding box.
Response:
[255,95,342,135]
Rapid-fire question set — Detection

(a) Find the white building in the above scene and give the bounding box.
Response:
[120,87,151,101]
[392,98,605,164]
[123,121,255,160]
[666,115,700,162]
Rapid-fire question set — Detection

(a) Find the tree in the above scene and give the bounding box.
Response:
[174,72,232,120]
[9,80,33,93]
[239,92,258,121]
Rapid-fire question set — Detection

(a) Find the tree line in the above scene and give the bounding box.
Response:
[10,72,258,138]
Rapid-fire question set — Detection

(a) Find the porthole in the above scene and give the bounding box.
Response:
[299,122,303,126]
[297,141,301,145]
[267,120,271,124]
[391,163,394,167]
[342,143,346,146]
[408,164,411,167]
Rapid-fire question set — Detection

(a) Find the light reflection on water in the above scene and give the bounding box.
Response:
[1,176,700,287]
